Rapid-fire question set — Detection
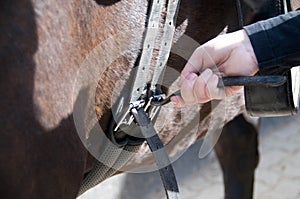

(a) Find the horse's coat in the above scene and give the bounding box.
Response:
[0,0,279,198]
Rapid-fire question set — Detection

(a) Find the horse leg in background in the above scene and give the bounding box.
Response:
[214,114,259,199]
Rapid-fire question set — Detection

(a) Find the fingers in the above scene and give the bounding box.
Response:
[178,46,217,87]
[171,68,226,106]
[173,30,257,106]
[194,69,220,103]
[180,73,198,104]
[178,61,199,87]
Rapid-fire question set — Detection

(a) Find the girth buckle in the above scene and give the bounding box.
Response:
[113,92,167,134]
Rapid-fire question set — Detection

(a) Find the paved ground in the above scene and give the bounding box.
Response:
[79,113,300,199]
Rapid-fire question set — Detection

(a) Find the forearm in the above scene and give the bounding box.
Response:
[244,10,300,75]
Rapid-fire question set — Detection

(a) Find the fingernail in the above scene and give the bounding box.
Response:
[187,73,197,81]
[170,96,181,107]
[202,68,212,76]
[170,96,178,104]
[201,69,213,82]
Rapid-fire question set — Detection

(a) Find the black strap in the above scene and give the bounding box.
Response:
[235,0,244,28]
[131,108,180,199]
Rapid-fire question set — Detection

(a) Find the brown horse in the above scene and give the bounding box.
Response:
[0,0,283,198]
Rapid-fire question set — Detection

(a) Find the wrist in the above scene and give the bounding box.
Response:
[240,29,259,75]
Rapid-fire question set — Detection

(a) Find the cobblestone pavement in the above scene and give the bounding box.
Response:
[79,113,300,199]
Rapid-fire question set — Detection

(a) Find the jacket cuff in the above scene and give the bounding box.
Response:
[244,23,277,75]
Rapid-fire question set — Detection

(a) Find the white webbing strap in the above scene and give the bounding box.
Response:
[151,0,181,92]
[130,0,166,102]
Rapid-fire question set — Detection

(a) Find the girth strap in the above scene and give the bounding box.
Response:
[150,0,180,93]
[130,0,181,102]
[130,0,166,102]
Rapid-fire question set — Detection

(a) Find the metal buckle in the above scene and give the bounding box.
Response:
[113,93,167,133]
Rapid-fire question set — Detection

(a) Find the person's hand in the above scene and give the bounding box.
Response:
[171,29,259,106]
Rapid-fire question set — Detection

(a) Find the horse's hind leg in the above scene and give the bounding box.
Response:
[214,114,259,199]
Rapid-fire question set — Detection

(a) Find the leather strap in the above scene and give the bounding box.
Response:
[131,108,180,199]
[235,0,244,27]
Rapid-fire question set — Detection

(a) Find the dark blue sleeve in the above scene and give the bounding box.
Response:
[244,10,300,75]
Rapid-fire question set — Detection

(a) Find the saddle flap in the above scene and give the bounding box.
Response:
[244,66,300,117]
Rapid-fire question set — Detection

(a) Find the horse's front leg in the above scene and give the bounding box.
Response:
[214,114,259,199]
